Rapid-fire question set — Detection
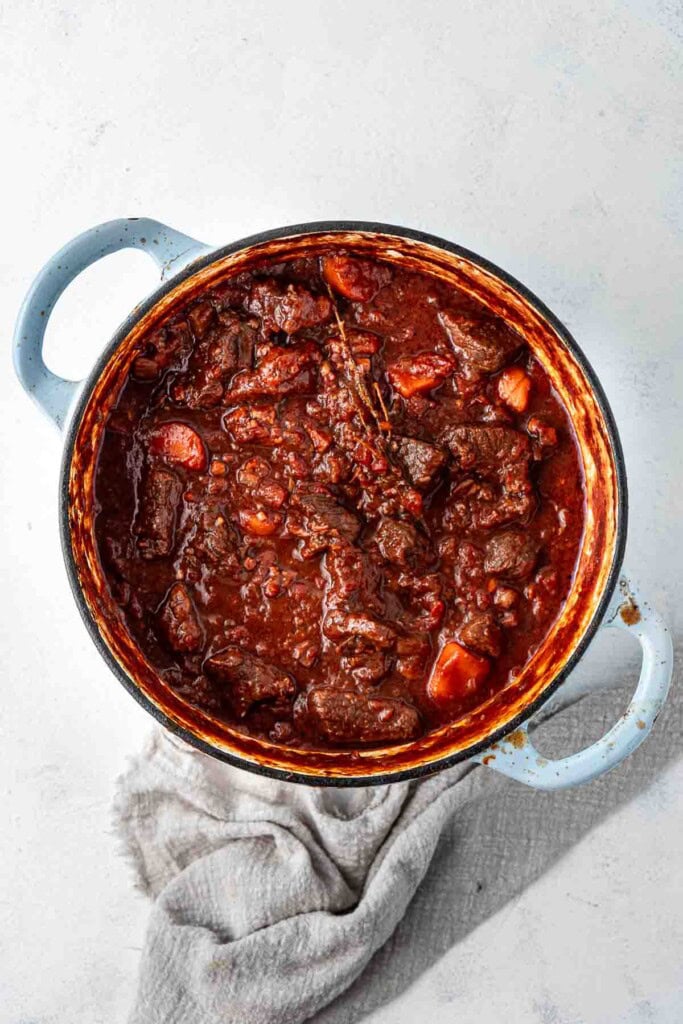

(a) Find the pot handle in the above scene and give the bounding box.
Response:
[472,573,673,790]
[12,218,212,430]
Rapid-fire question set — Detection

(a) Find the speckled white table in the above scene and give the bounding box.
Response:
[1,2,681,1022]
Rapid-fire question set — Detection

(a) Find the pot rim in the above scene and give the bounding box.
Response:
[59,219,628,786]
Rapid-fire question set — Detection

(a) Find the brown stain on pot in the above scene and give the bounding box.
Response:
[64,228,623,783]
[506,729,527,750]
[620,599,641,626]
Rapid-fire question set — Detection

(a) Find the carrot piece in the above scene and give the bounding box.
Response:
[321,255,386,302]
[387,353,454,398]
[427,641,490,705]
[497,365,531,413]
[148,422,207,471]
[238,508,281,536]
[389,371,439,398]
[527,416,558,448]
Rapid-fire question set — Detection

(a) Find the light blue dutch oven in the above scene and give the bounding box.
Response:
[12,218,674,789]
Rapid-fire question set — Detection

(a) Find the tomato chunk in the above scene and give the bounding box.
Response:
[387,353,454,398]
[497,365,531,413]
[427,641,490,705]
[148,422,207,471]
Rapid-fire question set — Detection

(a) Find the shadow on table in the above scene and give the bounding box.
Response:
[313,638,681,1024]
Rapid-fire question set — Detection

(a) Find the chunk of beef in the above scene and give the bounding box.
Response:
[439,309,522,376]
[325,330,382,377]
[235,321,257,370]
[247,280,333,335]
[193,325,238,384]
[187,300,215,339]
[316,359,363,426]
[291,489,361,544]
[130,356,162,382]
[321,415,424,520]
[223,403,284,445]
[311,448,352,488]
[395,572,445,630]
[444,424,530,472]
[323,610,396,648]
[194,509,238,564]
[344,330,382,357]
[171,315,259,409]
[101,533,131,579]
[395,632,433,680]
[386,352,455,398]
[174,505,240,584]
[227,342,319,399]
[494,463,536,526]
[236,456,272,487]
[442,425,535,529]
[373,517,418,567]
[136,466,182,558]
[449,538,486,599]
[171,374,224,410]
[158,583,203,653]
[339,645,390,687]
[209,313,257,373]
[210,276,251,311]
[204,646,296,717]
[321,543,386,634]
[250,477,288,509]
[394,435,448,489]
[484,529,539,579]
[233,459,289,524]
[458,612,502,658]
[131,321,193,381]
[297,689,420,744]
[323,543,368,604]
[444,478,535,532]
[321,254,391,302]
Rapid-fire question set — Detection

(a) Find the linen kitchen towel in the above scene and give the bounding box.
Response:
[114,677,675,1024]
[115,728,489,1024]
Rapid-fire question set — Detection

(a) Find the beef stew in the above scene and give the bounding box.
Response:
[94,251,585,750]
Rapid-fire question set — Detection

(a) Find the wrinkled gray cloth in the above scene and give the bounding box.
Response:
[114,730,481,1024]
[114,665,679,1024]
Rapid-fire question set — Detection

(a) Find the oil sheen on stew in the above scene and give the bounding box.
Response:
[95,251,585,750]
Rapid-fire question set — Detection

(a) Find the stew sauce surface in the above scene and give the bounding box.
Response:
[95,252,584,749]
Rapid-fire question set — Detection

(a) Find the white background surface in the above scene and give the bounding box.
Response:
[1,1,681,1022]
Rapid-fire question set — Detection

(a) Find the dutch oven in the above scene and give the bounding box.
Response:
[13,218,673,787]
